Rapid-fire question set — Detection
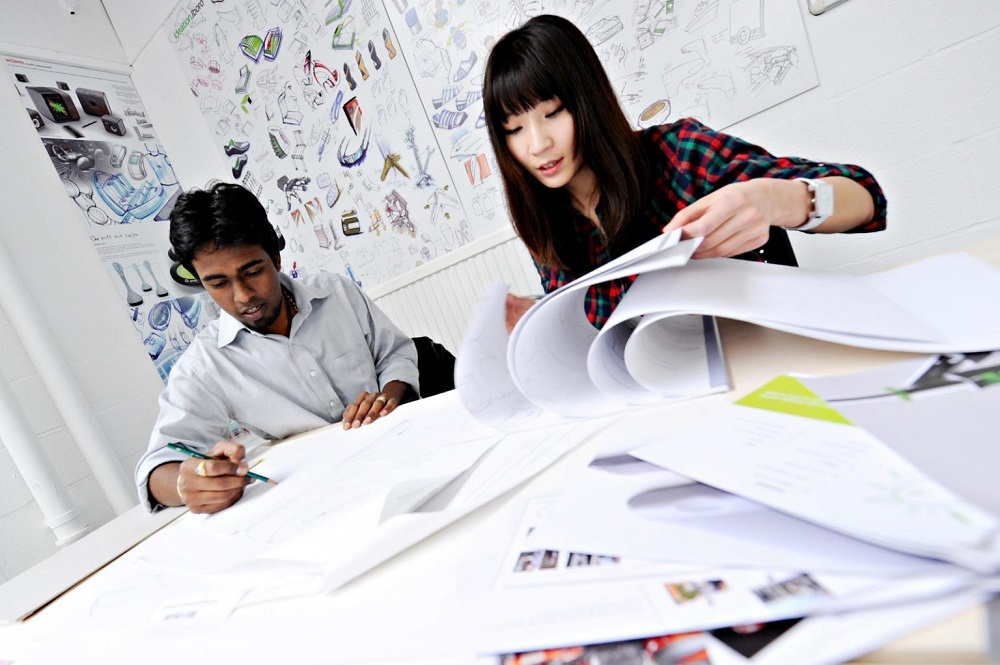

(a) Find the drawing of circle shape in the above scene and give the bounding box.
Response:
[737,27,751,45]
[148,302,172,330]
[628,484,762,524]
[638,99,670,128]
[85,205,111,225]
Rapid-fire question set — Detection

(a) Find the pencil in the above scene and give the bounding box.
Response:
[167,442,278,485]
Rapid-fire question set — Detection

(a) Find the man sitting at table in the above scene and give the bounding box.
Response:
[135,182,419,515]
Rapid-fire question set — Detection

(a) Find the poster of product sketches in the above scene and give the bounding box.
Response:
[2,56,215,382]
[163,0,474,289]
[163,0,817,289]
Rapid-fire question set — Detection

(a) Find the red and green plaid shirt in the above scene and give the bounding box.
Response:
[534,118,888,328]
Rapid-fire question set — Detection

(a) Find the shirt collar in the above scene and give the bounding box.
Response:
[216,273,324,348]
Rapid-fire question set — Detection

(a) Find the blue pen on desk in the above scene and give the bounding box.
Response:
[167,442,278,485]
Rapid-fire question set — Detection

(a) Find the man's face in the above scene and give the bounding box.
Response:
[191,243,286,335]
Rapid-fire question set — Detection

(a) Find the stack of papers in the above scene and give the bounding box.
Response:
[453,235,1000,662]
[460,355,1000,661]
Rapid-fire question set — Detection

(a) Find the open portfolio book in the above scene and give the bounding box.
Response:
[455,229,1000,428]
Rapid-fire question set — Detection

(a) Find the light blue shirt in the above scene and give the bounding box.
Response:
[135,271,419,510]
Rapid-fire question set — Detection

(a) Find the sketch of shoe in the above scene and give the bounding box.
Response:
[475,110,486,128]
[224,139,250,156]
[232,154,248,179]
[344,63,357,90]
[432,109,467,129]
[383,28,397,58]
[433,86,460,109]
[455,90,482,111]
[355,51,370,80]
[453,51,477,82]
[368,40,382,70]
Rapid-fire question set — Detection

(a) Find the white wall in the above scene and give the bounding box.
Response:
[1,0,999,581]
[728,1,1000,270]
[0,0,163,581]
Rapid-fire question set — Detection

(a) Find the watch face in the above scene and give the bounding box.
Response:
[814,180,834,218]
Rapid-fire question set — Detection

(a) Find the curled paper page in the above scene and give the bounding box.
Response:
[506,231,711,417]
[454,282,568,430]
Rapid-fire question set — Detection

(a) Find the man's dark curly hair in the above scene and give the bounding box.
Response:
[168,182,281,276]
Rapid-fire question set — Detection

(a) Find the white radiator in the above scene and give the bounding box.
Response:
[368,226,542,354]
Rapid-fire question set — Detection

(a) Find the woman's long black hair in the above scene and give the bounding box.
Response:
[483,14,648,270]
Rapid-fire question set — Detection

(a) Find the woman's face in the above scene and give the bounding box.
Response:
[502,97,586,191]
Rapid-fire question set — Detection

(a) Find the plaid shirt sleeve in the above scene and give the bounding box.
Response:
[649,118,887,232]
[532,119,888,330]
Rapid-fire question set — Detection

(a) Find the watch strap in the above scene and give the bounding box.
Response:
[793,178,831,232]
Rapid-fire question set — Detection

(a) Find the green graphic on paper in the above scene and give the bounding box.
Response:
[736,375,853,425]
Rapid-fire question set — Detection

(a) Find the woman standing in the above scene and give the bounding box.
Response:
[483,14,886,330]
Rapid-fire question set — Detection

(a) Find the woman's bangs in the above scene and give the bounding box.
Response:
[492,58,559,118]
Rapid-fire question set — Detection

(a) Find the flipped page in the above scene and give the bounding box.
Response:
[609,252,1000,353]
[457,231,729,422]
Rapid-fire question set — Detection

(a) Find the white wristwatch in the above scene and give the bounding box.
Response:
[793,178,833,232]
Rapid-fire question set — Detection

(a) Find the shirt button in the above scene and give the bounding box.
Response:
[310,370,317,377]
[329,401,336,408]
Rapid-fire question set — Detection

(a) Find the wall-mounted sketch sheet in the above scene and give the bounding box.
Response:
[2,55,214,382]
[631,363,1000,574]
[460,495,980,656]
[162,0,474,289]
[384,0,821,244]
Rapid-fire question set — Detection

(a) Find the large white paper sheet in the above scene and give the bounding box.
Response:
[130,393,612,595]
[524,450,943,576]
[507,232,704,417]
[615,252,1000,352]
[454,282,573,431]
[798,352,1000,517]
[632,372,1000,573]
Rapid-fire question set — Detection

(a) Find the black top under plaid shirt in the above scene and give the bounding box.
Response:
[533,118,888,329]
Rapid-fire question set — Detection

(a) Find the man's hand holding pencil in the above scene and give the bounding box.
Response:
[169,441,277,514]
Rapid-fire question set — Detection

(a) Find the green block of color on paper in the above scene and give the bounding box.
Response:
[736,375,852,425]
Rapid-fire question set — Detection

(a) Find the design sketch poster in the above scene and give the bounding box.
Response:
[2,55,216,382]
[385,0,820,227]
[162,0,475,290]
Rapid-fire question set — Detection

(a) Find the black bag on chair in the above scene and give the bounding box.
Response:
[412,336,456,398]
